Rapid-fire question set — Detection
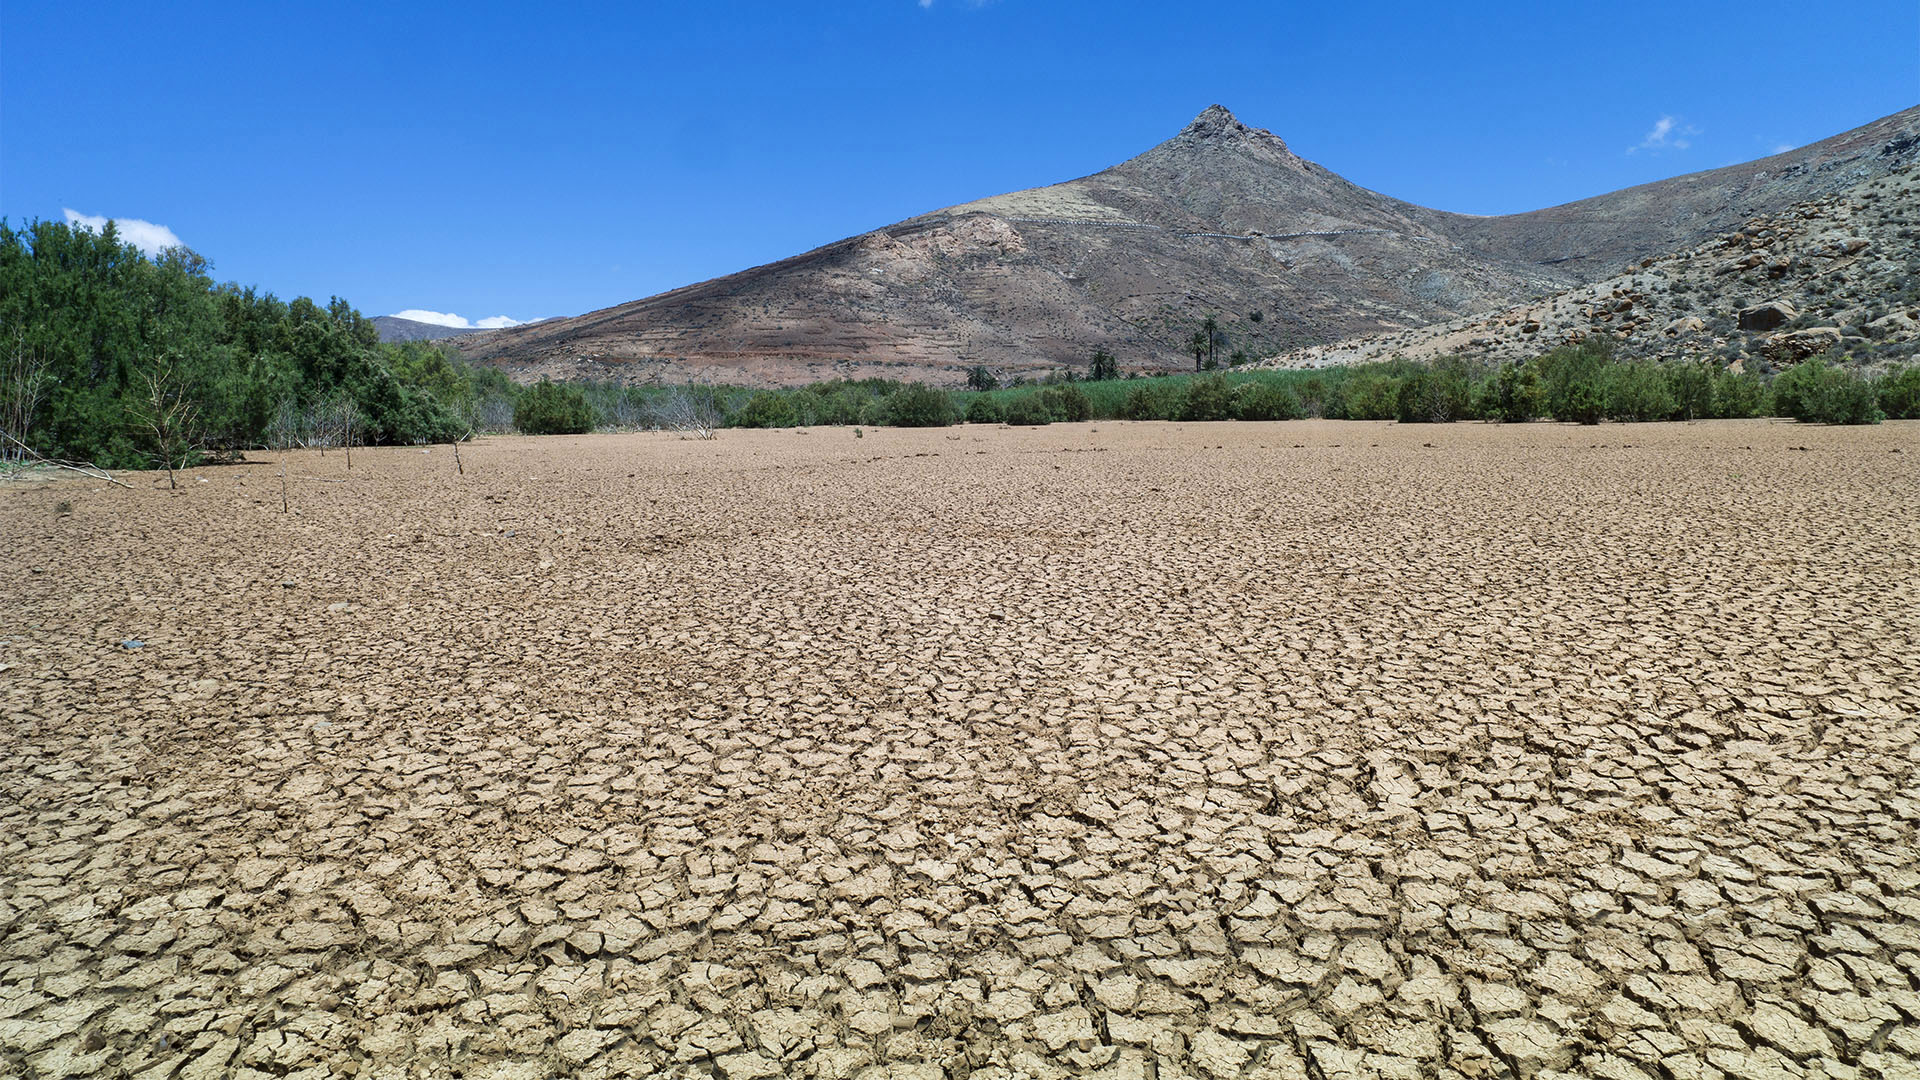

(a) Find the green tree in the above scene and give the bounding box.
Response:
[1232,381,1303,421]
[735,391,798,428]
[514,380,594,435]
[964,396,1004,424]
[1772,355,1882,424]
[1480,362,1543,422]
[884,384,956,427]
[1039,384,1092,422]
[1179,376,1234,421]
[1003,394,1052,425]
[1088,349,1119,381]
[965,365,999,391]
[1877,365,1920,419]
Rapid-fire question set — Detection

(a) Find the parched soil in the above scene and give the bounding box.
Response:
[3,420,1918,1080]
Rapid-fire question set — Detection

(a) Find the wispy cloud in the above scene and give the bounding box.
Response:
[1628,115,1700,155]
[390,309,533,330]
[62,209,183,256]
[1770,143,1794,155]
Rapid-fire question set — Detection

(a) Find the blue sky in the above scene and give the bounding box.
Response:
[5,1,1915,328]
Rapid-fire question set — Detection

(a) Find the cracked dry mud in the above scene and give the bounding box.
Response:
[3,420,1918,1080]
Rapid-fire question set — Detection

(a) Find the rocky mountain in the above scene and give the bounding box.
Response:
[456,105,1920,386]
[1264,165,1920,373]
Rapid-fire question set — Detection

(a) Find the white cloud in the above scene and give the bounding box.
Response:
[1628,115,1700,154]
[390,309,531,330]
[1770,143,1794,155]
[62,209,183,256]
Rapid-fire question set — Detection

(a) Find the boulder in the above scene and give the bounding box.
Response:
[1868,311,1916,336]
[1739,300,1798,331]
[1664,316,1706,337]
[1764,326,1843,363]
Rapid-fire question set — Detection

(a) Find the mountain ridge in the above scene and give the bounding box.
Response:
[453,105,1920,386]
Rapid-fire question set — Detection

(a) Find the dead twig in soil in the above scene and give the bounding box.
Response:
[0,430,131,488]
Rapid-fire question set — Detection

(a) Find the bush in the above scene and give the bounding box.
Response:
[1297,376,1329,417]
[1773,355,1882,424]
[1179,376,1234,421]
[1394,367,1471,423]
[1710,369,1771,418]
[1563,380,1605,425]
[1232,381,1303,421]
[1664,362,1714,420]
[734,391,798,428]
[514,380,594,435]
[1122,384,1177,420]
[1878,365,1920,419]
[1003,394,1052,425]
[1602,362,1678,422]
[964,396,1004,424]
[1038,384,1092,422]
[1338,374,1401,420]
[1479,362,1544,422]
[1537,341,1612,423]
[884,384,956,427]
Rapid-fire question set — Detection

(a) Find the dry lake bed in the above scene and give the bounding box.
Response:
[3,419,1917,1080]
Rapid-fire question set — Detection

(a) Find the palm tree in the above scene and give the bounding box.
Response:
[1202,314,1221,369]
[1189,331,1208,371]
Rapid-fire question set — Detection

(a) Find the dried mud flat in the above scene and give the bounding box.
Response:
[3,420,1918,1080]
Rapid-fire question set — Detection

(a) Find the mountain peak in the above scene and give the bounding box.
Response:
[1180,104,1285,150]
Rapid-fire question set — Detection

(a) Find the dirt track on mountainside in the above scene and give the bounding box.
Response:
[3,420,1918,1079]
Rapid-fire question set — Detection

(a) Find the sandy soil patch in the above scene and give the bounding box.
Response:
[3,420,1917,1078]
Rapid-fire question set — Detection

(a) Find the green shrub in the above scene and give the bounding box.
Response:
[884,384,956,427]
[1038,384,1092,422]
[1773,355,1882,424]
[1710,369,1771,418]
[1122,384,1177,420]
[1537,340,1612,423]
[1479,362,1544,422]
[1232,381,1303,421]
[1563,380,1605,424]
[1338,374,1401,420]
[1602,362,1678,422]
[513,380,594,435]
[1003,395,1052,425]
[1179,376,1234,421]
[1395,359,1473,423]
[734,391,798,428]
[1877,365,1920,419]
[1297,376,1329,417]
[1664,362,1714,420]
[964,396,1004,424]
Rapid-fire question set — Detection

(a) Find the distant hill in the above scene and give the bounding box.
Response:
[455,104,1920,387]
[373,315,496,343]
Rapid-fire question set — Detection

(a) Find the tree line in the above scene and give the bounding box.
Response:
[0,218,518,470]
[6,217,1914,470]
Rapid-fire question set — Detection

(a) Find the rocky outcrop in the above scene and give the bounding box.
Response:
[1262,162,1920,373]
[1765,326,1844,363]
